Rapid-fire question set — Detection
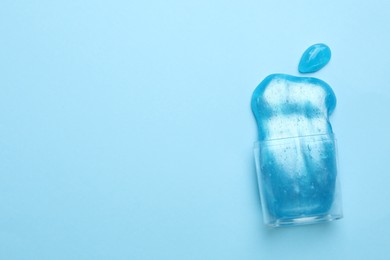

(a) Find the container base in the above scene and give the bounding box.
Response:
[267,214,343,228]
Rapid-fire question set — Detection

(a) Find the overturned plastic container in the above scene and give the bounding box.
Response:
[254,133,343,227]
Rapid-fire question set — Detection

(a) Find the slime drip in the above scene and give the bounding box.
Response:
[252,74,336,141]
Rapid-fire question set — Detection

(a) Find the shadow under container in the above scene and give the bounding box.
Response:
[254,134,343,227]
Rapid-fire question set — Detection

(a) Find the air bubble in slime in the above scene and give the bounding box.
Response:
[252,44,343,227]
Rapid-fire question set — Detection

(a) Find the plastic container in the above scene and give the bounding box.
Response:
[254,133,343,227]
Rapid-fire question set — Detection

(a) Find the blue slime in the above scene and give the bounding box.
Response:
[298,43,331,73]
[252,44,341,226]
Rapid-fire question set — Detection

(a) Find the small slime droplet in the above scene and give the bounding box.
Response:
[298,43,331,73]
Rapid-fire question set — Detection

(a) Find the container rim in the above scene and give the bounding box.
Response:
[254,133,336,148]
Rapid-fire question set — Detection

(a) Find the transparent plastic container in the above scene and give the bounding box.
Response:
[254,134,343,227]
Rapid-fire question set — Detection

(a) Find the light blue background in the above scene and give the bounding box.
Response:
[1,1,389,259]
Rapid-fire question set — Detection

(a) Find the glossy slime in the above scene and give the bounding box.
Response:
[252,44,342,226]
